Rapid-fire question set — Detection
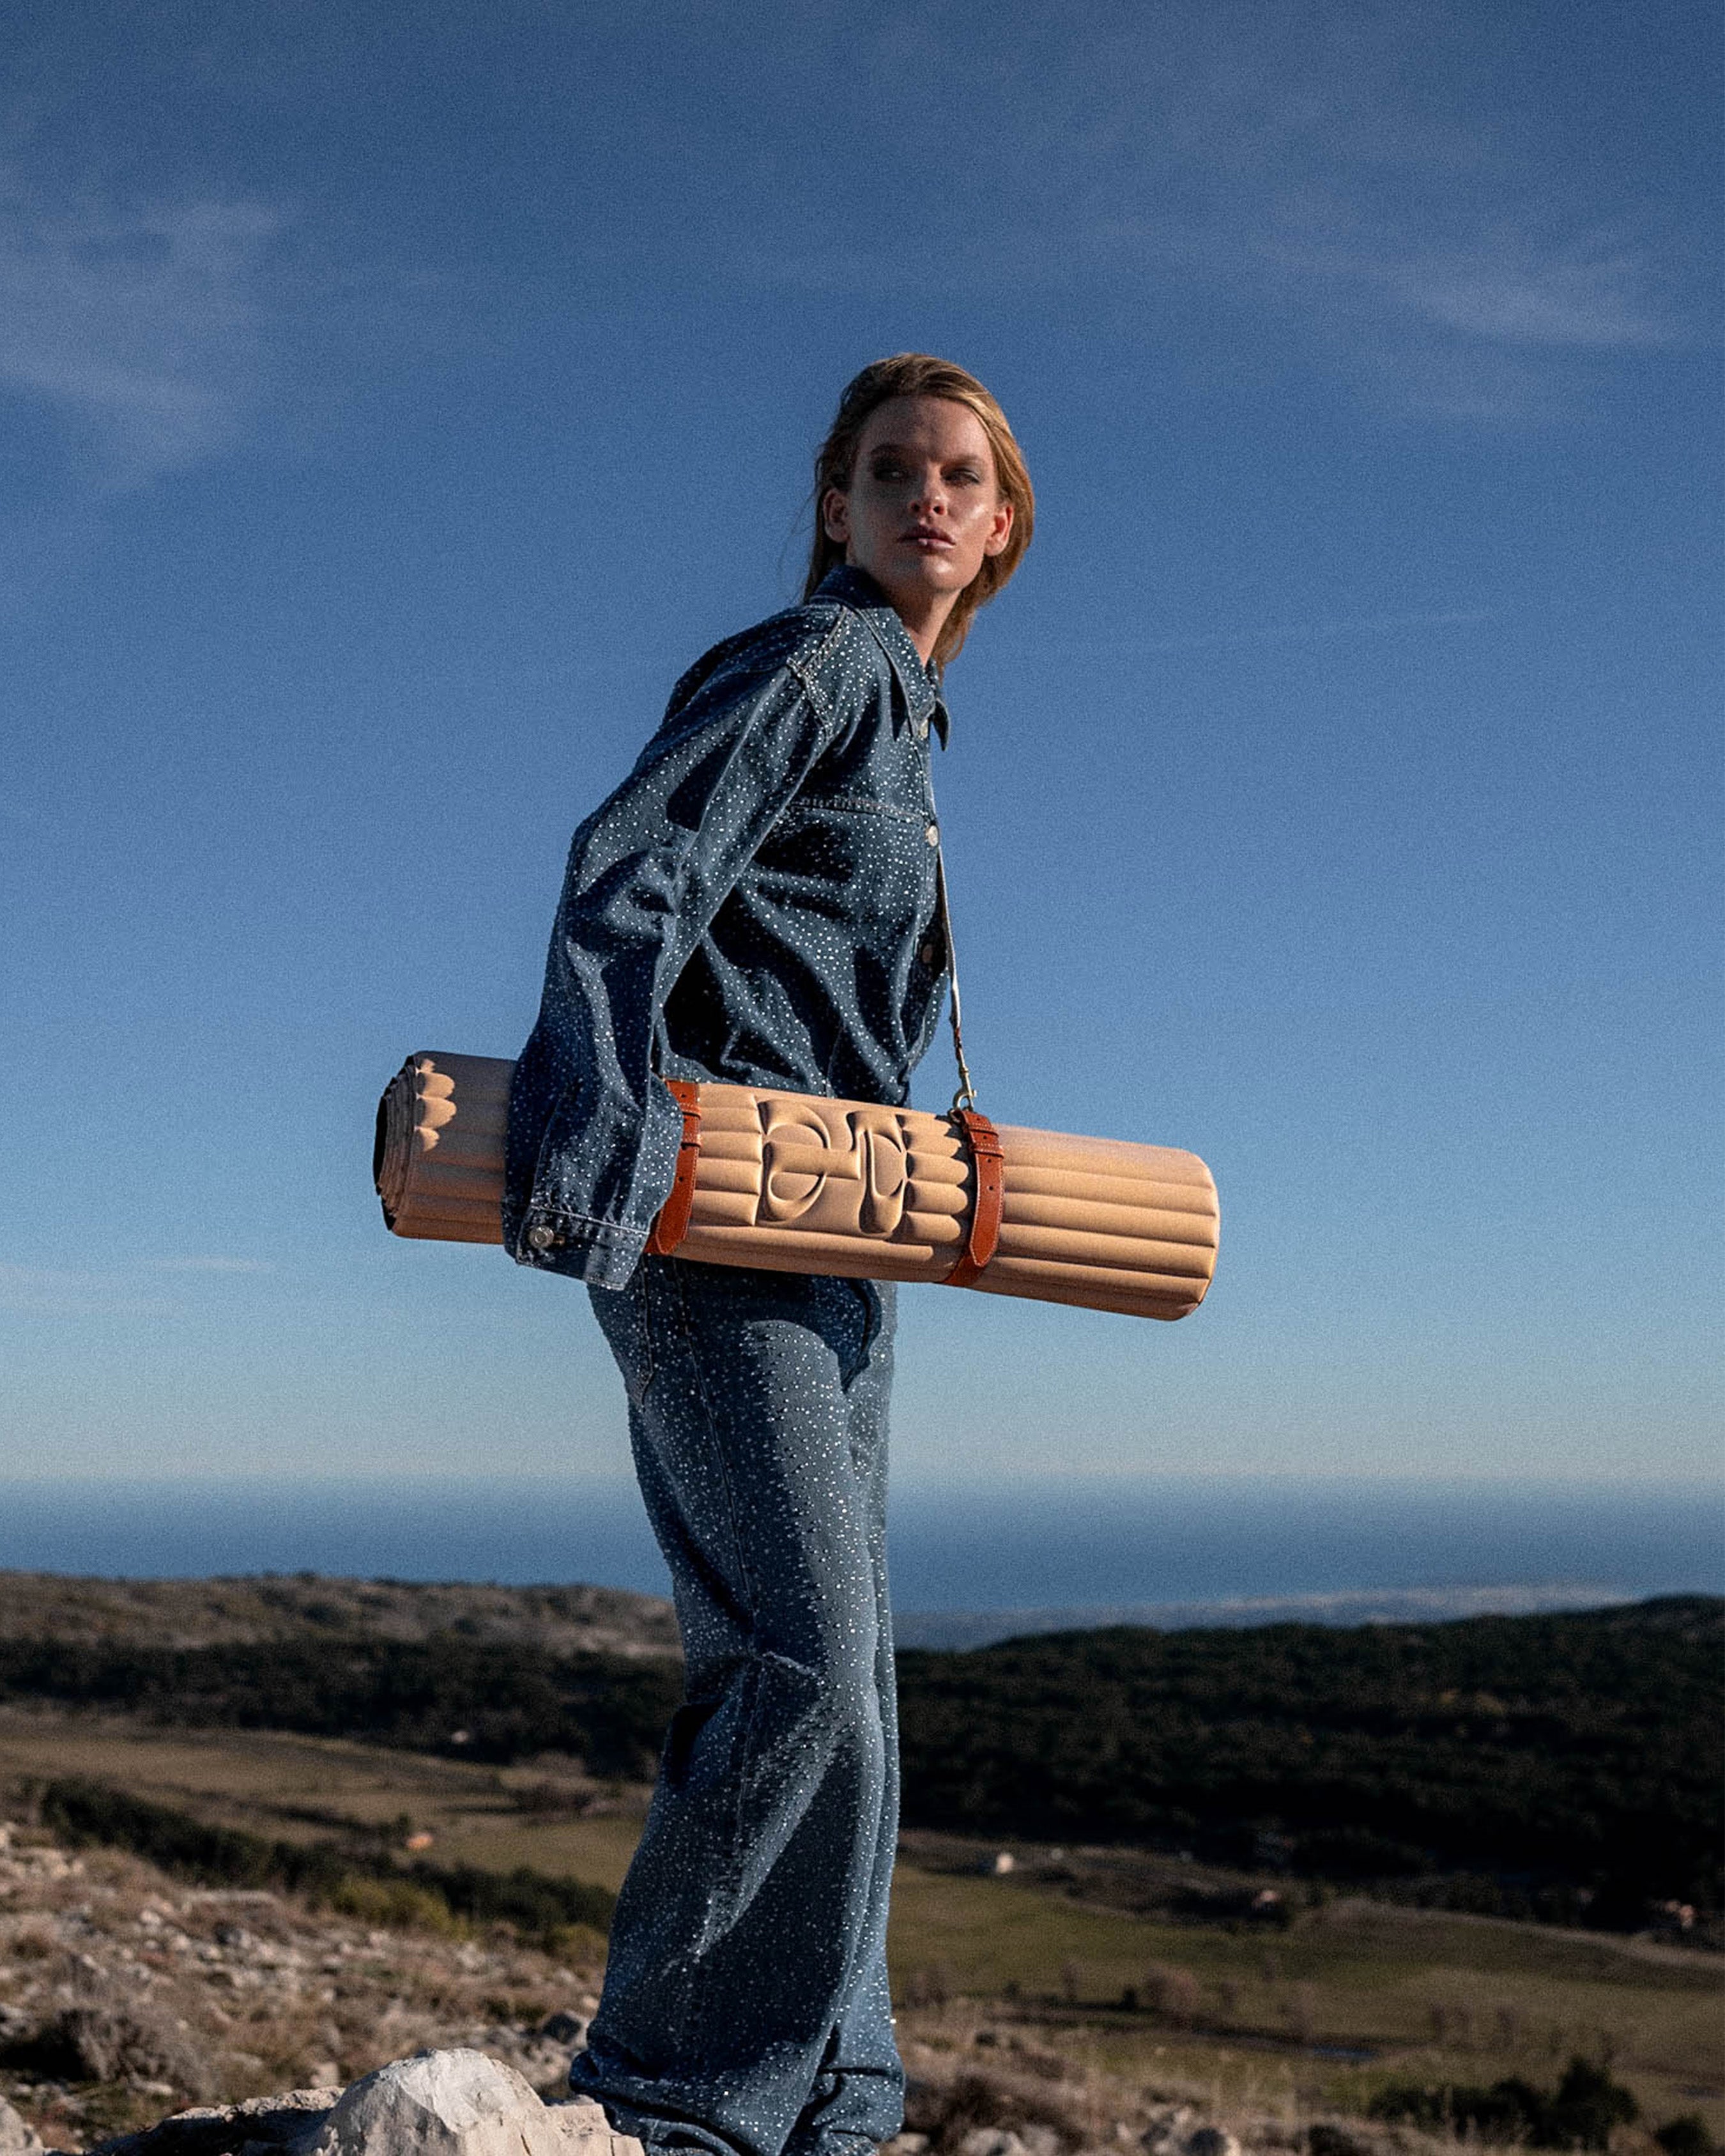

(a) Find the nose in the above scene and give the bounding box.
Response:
[910,463,948,517]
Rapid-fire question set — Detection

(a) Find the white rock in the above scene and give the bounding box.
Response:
[300,2050,640,2156]
[0,2099,43,2153]
[546,2099,634,2155]
[958,2132,1028,2156]
[515,2046,578,2096]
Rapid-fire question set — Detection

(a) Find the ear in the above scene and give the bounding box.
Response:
[820,486,850,545]
[982,496,1014,558]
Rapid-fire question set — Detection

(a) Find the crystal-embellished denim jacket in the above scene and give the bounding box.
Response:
[503,566,952,1289]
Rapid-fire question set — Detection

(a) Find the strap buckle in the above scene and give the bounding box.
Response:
[645,1078,703,1257]
[944,1106,1004,1287]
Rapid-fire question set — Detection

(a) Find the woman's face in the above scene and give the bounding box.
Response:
[822,395,1013,654]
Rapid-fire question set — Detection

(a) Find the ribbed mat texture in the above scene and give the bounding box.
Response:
[376,1053,1218,1322]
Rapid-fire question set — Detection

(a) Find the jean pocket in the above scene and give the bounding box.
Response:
[838,1277,889,1391]
[660,1696,721,1791]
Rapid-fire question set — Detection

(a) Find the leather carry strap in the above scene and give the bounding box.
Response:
[645,1078,703,1257]
[944,1106,1004,1287]
[932,843,980,1115]
[930,790,1002,1285]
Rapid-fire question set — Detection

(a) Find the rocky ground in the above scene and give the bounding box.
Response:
[0,1816,602,2149]
[0,1812,1467,2156]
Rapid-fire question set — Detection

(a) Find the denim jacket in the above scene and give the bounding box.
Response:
[503,566,953,1288]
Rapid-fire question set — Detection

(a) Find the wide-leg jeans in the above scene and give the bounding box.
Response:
[574,1256,903,2156]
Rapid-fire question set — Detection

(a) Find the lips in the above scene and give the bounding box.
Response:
[903,527,954,549]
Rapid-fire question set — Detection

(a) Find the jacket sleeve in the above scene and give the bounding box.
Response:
[503,638,843,1288]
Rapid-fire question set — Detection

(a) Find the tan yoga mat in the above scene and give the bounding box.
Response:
[376,1052,1218,1322]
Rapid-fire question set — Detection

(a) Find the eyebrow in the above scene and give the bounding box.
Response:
[864,441,983,461]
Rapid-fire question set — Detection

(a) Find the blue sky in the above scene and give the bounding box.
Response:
[2,0,1719,1500]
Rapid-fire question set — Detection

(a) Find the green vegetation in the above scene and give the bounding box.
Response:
[885,1848,1723,2120]
[894,1597,1722,1922]
[1657,2118,1719,2156]
[0,1635,682,1777]
[5,1730,1718,2132]
[1,1592,1718,1932]
[34,1777,615,1945]
[1368,2056,1641,2147]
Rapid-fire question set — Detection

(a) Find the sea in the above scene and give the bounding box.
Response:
[0,1474,1717,1648]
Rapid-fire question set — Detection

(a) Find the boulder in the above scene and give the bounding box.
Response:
[88,2088,337,2156]
[27,1998,215,2101]
[300,2051,639,2156]
[80,2053,641,2156]
[0,2099,44,2153]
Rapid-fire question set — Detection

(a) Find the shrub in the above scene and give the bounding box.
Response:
[33,1776,614,1945]
[1370,2057,1639,2151]
[328,1876,457,1933]
[1655,2118,1715,2156]
[902,2070,1078,2156]
[1545,2057,1640,2149]
[1140,1964,1202,2028]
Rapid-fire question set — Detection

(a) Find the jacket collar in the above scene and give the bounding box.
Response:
[816,564,950,745]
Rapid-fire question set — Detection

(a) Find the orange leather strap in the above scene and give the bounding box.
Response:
[944,1108,1004,1287]
[645,1078,703,1257]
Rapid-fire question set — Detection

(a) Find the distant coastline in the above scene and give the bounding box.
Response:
[892,1581,1639,1648]
[0,1474,1717,1619]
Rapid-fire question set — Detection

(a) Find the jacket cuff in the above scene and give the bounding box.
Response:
[511,1210,649,1290]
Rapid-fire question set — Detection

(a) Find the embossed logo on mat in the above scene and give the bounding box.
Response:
[759,1097,911,1237]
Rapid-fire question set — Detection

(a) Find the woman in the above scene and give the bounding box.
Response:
[504,355,1034,2156]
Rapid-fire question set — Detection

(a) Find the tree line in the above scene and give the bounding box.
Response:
[2,1594,1716,1925]
[893,1596,1721,1922]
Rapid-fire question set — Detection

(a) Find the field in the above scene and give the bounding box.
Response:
[3,1709,1718,2139]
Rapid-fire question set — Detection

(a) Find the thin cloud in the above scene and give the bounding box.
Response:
[1126,5,1683,363]
[0,1263,177,1319]
[0,165,287,484]
[149,1257,272,1274]
[742,2,1687,417]
[1385,234,1671,350]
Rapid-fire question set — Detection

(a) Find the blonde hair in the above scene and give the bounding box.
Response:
[804,354,1034,666]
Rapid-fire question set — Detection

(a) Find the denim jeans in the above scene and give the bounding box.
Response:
[573,1256,903,2156]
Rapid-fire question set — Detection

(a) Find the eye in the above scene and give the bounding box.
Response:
[947,464,984,485]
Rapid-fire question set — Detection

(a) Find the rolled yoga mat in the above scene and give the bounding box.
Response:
[375,1052,1218,1322]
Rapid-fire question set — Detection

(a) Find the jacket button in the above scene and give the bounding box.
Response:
[925,822,939,846]
[919,943,938,967]
[526,1225,559,1251]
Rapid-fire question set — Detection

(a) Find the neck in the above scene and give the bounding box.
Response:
[832,558,956,665]
[884,590,956,666]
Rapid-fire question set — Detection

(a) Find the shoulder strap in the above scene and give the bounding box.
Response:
[931,832,980,1116]
[930,809,1004,1287]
